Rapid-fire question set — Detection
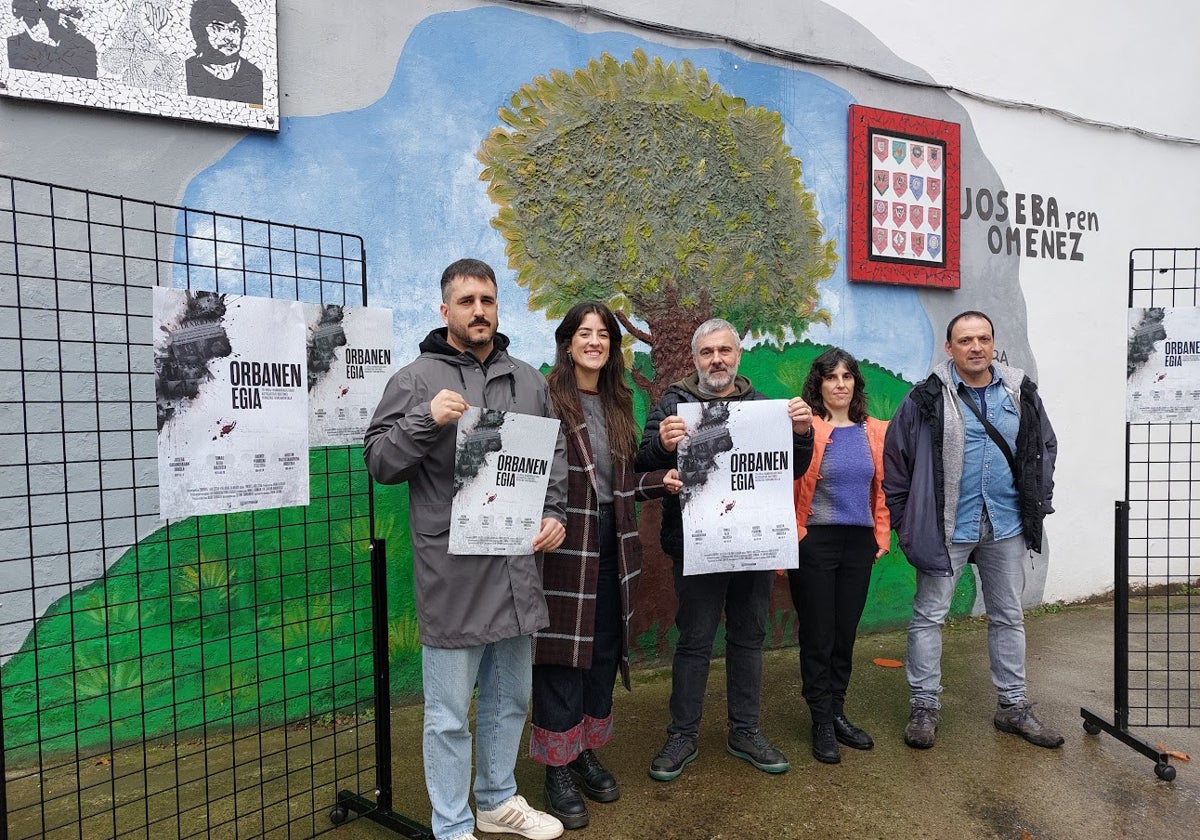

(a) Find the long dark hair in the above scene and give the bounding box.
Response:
[546,302,637,463]
[802,347,869,424]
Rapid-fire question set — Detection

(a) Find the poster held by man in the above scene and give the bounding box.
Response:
[677,399,799,575]
[448,406,561,555]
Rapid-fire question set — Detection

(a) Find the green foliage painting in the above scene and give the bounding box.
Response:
[0,447,424,765]
[479,49,838,401]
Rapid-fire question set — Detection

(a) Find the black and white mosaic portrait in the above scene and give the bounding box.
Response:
[1,0,277,130]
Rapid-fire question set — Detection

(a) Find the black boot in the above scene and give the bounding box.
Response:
[544,764,589,829]
[811,721,841,764]
[568,749,620,802]
[833,714,874,750]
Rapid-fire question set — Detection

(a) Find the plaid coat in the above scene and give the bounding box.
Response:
[532,419,672,689]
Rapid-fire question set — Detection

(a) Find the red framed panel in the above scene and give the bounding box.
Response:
[848,105,960,288]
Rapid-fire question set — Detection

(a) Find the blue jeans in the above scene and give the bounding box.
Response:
[907,515,1028,709]
[421,635,532,840]
[667,564,773,737]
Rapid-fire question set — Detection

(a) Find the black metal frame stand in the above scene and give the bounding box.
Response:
[332,538,434,838]
[1080,249,1200,780]
[2,173,416,839]
[1080,504,1177,781]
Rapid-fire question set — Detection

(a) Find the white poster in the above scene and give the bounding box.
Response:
[155,287,308,518]
[303,304,394,446]
[448,407,560,556]
[1127,306,1200,423]
[1,0,279,131]
[677,399,799,575]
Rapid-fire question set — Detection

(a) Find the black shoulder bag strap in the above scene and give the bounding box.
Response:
[956,383,1018,478]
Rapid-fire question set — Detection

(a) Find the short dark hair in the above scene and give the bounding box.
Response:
[946,310,994,343]
[802,347,869,424]
[439,258,497,302]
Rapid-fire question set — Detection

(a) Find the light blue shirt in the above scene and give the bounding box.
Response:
[951,365,1021,542]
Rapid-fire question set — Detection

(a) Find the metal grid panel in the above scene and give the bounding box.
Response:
[0,175,378,839]
[1126,247,1200,728]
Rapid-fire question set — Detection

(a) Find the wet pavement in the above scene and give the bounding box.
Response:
[337,604,1200,840]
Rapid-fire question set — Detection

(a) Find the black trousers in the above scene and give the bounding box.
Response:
[786,524,876,724]
[667,564,773,737]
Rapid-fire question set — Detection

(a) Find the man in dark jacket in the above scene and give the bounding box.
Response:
[883,311,1062,751]
[636,318,814,781]
[364,258,568,840]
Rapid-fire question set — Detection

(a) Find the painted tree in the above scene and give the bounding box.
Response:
[478,49,837,400]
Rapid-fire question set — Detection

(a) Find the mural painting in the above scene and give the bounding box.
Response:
[478,49,837,402]
[2,6,1009,758]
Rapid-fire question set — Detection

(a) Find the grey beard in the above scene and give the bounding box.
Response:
[697,370,735,397]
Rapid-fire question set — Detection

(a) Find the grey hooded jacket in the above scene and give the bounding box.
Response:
[363,328,567,648]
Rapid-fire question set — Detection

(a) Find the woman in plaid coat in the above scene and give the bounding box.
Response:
[530,302,681,830]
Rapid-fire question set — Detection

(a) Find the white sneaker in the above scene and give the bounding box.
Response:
[477,794,564,839]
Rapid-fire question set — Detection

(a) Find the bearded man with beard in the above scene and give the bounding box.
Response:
[635,318,814,782]
[365,258,568,840]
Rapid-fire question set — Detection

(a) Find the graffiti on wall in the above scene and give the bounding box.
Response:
[176,5,981,686]
[961,186,1100,261]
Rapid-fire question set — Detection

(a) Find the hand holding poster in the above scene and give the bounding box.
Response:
[448,407,560,556]
[677,399,799,575]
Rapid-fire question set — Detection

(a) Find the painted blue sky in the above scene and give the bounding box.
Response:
[182,6,933,381]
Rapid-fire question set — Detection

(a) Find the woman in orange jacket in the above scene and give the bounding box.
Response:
[790,347,889,765]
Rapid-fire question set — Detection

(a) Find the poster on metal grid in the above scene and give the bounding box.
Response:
[303,304,395,446]
[448,407,560,556]
[677,399,799,575]
[154,287,309,518]
[1127,306,1200,423]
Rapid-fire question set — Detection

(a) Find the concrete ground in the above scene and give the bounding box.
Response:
[337,604,1200,840]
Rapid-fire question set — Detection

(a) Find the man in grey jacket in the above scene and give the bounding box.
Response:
[883,311,1061,751]
[364,258,568,840]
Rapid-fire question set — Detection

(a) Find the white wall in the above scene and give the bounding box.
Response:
[829,0,1200,139]
[813,0,1200,598]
